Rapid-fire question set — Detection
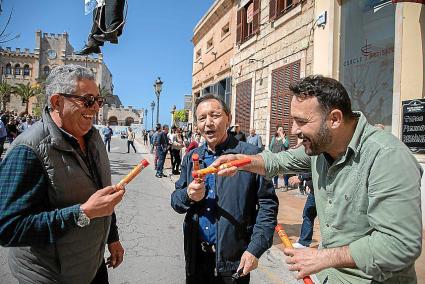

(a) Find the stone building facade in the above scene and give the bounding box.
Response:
[191,0,237,122]
[191,0,314,146]
[232,0,314,146]
[99,104,144,126]
[0,30,121,115]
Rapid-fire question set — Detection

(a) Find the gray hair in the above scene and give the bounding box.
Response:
[45,64,95,108]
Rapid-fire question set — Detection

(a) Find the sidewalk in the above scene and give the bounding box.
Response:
[136,138,425,283]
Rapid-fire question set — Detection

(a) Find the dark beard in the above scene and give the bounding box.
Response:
[306,121,332,156]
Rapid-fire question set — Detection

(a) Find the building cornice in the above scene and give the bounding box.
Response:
[192,0,235,45]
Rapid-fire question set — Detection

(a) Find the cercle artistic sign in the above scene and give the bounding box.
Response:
[402,99,425,154]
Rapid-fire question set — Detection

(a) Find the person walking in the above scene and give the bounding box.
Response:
[268,127,289,190]
[171,128,184,175]
[102,123,113,152]
[155,124,169,178]
[127,127,136,153]
[143,130,148,145]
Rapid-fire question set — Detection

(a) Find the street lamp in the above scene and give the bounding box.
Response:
[171,105,176,127]
[153,77,163,124]
[150,101,155,129]
[144,109,148,130]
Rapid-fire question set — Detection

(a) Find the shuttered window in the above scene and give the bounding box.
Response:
[235,79,252,134]
[269,60,300,147]
[236,0,261,44]
[269,0,300,21]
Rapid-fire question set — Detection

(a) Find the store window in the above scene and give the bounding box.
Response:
[339,0,395,129]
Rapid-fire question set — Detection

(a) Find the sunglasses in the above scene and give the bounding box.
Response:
[58,93,104,108]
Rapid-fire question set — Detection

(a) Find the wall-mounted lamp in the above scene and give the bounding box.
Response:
[198,61,204,66]
[211,51,217,56]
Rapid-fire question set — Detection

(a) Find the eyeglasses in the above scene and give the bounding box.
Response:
[58,93,104,108]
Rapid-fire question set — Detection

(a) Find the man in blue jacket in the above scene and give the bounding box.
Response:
[171,94,278,283]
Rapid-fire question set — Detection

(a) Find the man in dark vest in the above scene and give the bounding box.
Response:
[0,64,125,284]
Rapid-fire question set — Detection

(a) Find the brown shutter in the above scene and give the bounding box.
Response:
[270,60,301,147]
[253,0,261,34]
[237,9,243,44]
[235,79,252,134]
[269,0,277,21]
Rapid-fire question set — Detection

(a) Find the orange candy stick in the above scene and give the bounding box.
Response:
[192,158,251,179]
[117,159,150,189]
[275,225,314,284]
[192,153,200,171]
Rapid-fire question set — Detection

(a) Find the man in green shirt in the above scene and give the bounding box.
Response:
[212,75,423,283]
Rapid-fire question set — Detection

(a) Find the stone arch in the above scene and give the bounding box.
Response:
[124,117,134,126]
[108,116,118,126]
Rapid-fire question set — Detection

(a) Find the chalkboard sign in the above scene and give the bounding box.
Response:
[402,99,425,154]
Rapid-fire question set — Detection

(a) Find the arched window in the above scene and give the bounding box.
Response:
[43,66,50,77]
[5,63,12,75]
[14,64,21,75]
[23,65,30,76]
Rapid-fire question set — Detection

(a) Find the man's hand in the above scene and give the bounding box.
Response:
[288,176,301,187]
[187,179,206,202]
[80,186,124,219]
[237,251,259,276]
[284,246,355,279]
[106,241,124,269]
[211,154,246,176]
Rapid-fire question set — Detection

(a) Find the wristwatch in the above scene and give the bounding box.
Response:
[76,207,91,227]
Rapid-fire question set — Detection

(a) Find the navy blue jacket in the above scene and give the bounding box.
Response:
[171,135,278,275]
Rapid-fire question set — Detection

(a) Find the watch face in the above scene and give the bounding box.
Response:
[47,50,57,59]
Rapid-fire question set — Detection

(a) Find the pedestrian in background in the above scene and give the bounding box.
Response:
[143,130,148,145]
[247,128,263,150]
[102,123,113,152]
[171,128,184,175]
[127,127,136,153]
[155,124,169,178]
[268,127,289,190]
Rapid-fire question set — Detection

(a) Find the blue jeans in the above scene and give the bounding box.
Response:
[273,175,289,187]
[104,137,111,152]
[156,149,166,175]
[298,193,317,247]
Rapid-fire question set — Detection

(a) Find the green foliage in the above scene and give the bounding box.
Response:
[0,81,13,111]
[13,82,43,114]
[174,109,188,122]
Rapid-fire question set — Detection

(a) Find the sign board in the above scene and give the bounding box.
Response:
[401,99,425,154]
[247,3,254,23]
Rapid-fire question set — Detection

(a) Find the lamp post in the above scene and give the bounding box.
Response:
[144,109,148,130]
[150,101,155,129]
[171,105,176,127]
[153,77,163,124]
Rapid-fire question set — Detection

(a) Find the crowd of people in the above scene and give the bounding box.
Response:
[0,110,37,160]
[0,65,422,284]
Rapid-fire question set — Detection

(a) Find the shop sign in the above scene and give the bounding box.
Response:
[402,99,425,154]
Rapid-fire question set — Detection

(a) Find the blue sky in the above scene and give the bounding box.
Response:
[1,0,213,125]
